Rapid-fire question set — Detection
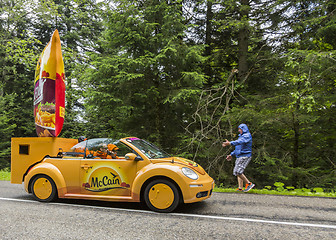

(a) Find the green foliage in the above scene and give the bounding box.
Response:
[80,0,205,149]
[0,0,105,168]
[0,95,16,169]
[274,182,285,192]
[0,0,335,193]
[0,0,39,168]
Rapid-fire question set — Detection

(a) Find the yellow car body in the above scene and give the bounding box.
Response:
[11,137,214,212]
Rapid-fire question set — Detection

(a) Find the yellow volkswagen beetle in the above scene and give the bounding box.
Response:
[12,137,214,212]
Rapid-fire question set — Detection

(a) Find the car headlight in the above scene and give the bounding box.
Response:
[182,167,198,180]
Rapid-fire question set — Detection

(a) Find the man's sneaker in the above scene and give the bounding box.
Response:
[243,183,255,192]
[236,188,243,192]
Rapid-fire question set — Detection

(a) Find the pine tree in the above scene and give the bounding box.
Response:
[81,0,205,150]
[0,0,38,168]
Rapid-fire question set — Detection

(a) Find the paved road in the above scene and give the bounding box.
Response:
[0,180,335,239]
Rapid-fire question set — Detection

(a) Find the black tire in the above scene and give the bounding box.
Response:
[31,175,57,202]
[144,179,180,213]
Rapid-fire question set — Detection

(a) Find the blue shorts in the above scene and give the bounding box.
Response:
[233,156,251,176]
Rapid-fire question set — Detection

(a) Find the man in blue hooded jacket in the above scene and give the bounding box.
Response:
[222,124,255,192]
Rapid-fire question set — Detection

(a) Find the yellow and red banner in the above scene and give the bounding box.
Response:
[34,29,65,137]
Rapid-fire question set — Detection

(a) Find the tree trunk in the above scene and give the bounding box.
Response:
[292,100,300,187]
[204,0,213,85]
[238,0,249,82]
[205,0,213,57]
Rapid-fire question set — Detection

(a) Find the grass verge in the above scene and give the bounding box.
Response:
[0,169,10,181]
[214,186,336,198]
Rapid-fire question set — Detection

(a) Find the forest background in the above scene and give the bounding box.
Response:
[0,0,335,190]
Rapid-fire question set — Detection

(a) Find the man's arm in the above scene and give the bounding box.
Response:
[230,134,251,146]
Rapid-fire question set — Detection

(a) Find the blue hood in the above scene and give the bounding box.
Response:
[238,124,249,135]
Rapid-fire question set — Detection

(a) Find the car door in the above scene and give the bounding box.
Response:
[80,141,137,197]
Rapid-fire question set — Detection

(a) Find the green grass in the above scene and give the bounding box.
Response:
[213,187,336,198]
[0,169,10,181]
[214,183,336,198]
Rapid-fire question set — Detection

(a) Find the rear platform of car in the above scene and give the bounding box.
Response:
[11,137,77,184]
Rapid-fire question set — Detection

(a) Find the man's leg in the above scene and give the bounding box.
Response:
[237,176,244,189]
[238,173,255,192]
[238,173,250,185]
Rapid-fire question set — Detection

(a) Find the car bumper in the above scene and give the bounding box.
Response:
[182,174,214,204]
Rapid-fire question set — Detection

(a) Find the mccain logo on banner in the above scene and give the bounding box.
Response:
[82,167,130,192]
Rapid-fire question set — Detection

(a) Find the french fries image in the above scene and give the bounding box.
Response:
[41,113,55,128]
[35,103,56,129]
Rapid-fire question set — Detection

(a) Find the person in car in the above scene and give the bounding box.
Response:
[107,144,119,159]
[93,144,108,159]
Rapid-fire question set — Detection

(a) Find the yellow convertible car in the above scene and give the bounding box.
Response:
[11,137,214,212]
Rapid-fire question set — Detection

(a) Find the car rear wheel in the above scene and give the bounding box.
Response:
[144,179,180,213]
[31,175,57,202]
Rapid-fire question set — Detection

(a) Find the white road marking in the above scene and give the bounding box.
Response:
[0,197,335,230]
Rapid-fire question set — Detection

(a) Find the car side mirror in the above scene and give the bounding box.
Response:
[125,153,142,161]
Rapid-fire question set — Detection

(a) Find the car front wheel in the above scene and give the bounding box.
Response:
[144,179,180,213]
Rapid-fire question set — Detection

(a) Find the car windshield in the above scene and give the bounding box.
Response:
[126,138,170,159]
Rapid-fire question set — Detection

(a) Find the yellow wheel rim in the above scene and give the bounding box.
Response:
[33,178,53,200]
[148,183,175,210]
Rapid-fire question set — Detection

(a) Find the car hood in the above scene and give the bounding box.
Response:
[151,157,206,175]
